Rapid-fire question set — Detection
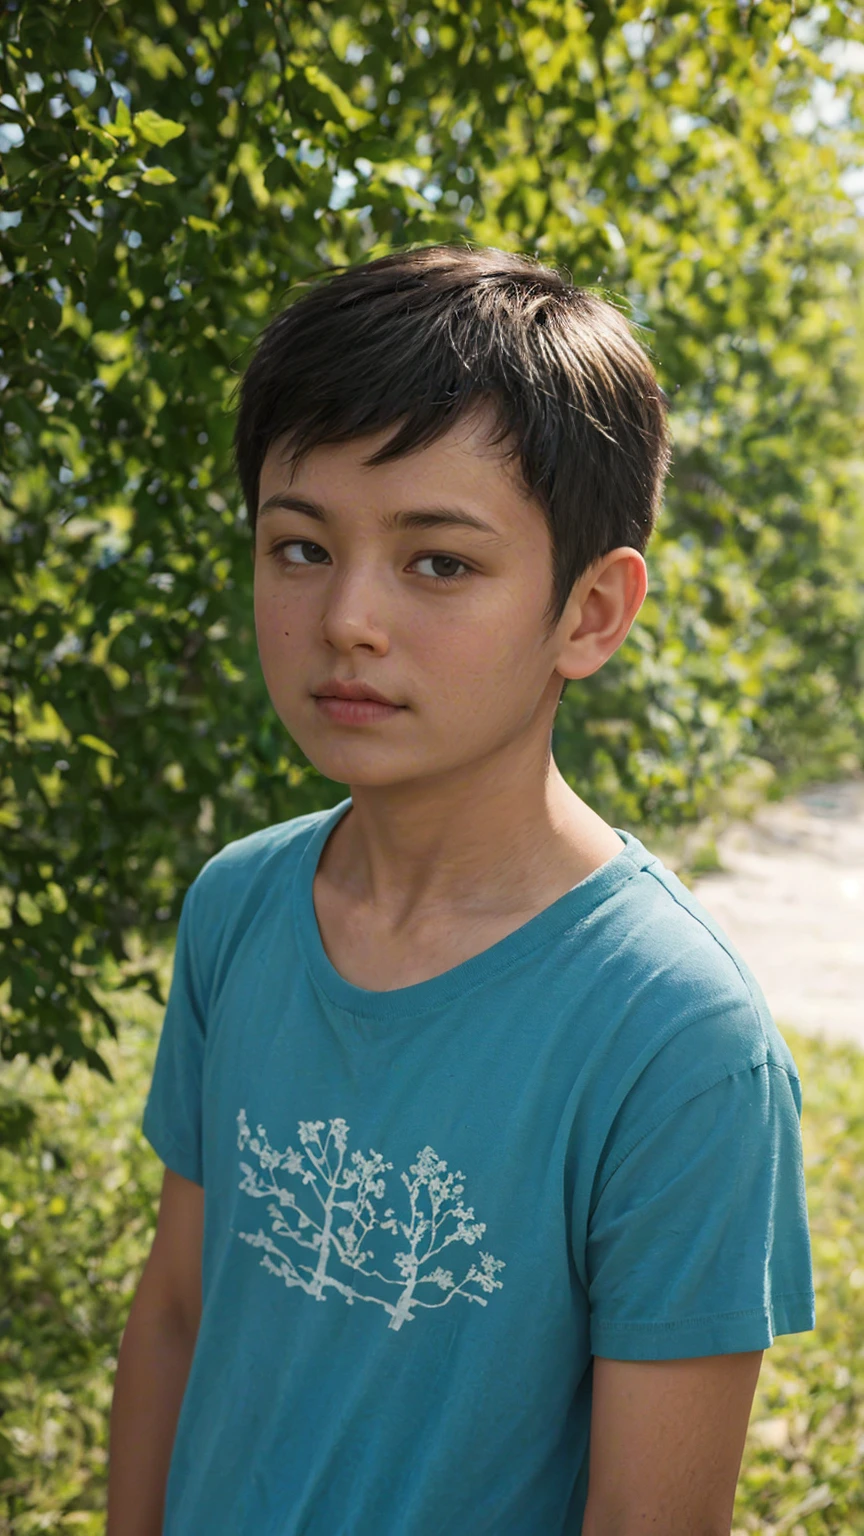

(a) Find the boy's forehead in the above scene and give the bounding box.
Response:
[258,410,537,525]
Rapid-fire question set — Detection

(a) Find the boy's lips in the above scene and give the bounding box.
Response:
[313,679,402,706]
[314,695,406,725]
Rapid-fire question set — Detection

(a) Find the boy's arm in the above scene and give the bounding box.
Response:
[582,1350,763,1536]
[107,1168,204,1536]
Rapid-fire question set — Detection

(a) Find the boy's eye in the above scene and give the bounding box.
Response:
[413,553,471,584]
[268,540,472,586]
[271,540,328,569]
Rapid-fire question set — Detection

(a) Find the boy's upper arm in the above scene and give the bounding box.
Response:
[142,877,210,1186]
[136,1168,204,1337]
[579,1035,810,1531]
[586,1059,815,1360]
[583,1350,763,1535]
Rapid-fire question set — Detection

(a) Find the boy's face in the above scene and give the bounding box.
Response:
[253,410,582,790]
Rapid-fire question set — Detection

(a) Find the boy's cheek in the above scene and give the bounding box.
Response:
[253,587,293,653]
[253,607,300,706]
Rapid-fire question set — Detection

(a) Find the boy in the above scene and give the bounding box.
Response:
[107,245,815,1535]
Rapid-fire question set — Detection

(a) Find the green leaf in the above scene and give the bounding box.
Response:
[0,1093,37,1149]
[133,108,186,146]
[78,734,119,758]
[140,164,177,185]
[114,97,133,138]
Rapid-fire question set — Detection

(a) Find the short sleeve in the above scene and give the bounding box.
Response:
[587,1062,815,1360]
[142,881,207,1185]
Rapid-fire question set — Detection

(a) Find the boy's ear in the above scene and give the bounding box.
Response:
[554,548,647,685]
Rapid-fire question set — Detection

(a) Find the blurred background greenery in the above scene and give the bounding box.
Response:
[2,0,864,1529]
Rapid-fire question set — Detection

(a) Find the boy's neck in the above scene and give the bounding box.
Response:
[315,759,624,937]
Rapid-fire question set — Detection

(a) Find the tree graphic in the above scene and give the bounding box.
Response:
[236,1109,393,1305]
[235,1110,505,1331]
[378,1145,505,1330]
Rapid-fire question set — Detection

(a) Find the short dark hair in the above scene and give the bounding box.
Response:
[234,244,672,635]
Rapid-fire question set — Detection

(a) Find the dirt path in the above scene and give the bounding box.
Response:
[687,778,864,1049]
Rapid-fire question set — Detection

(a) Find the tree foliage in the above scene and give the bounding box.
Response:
[2,0,864,1077]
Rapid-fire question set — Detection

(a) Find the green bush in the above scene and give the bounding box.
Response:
[0,969,862,1532]
[2,0,864,1076]
[0,982,163,1534]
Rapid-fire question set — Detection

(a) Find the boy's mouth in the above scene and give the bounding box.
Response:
[313,679,402,706]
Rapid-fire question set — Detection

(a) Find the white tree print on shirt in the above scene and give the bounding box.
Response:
[235,1110,505,1331]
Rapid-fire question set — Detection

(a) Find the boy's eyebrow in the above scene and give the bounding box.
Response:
[257,493,502,538]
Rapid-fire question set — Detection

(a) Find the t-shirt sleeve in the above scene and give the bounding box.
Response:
[587,1061,816,1360]
[142,879,208,1185]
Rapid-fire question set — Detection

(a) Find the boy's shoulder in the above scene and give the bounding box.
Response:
[187,801,335,910]
[609,832,801,1088]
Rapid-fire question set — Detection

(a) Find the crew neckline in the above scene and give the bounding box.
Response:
[294,796,657,1023]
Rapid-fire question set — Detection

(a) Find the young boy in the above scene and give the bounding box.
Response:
[107,245,815,1535]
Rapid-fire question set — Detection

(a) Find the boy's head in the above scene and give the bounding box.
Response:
[235,245,671,789]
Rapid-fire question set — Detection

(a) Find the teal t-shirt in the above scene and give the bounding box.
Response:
[142,796,815,1535]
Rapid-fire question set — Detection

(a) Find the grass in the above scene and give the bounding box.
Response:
[0,975,862,1533]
